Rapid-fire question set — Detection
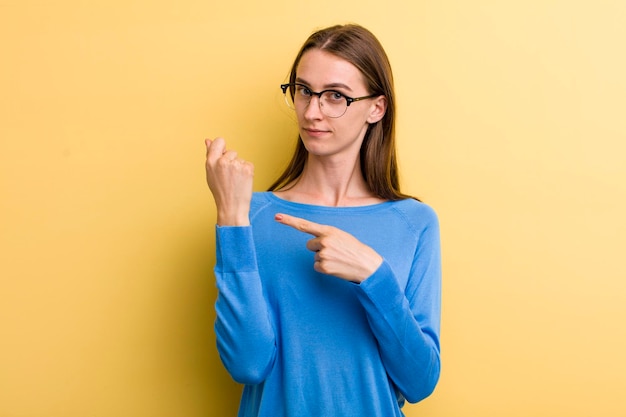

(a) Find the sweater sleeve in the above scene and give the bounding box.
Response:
[213,225,277,385]
[353,216,442,404]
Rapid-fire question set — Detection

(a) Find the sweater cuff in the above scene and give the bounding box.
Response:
[215,226,258,273]
[355,260,403,311]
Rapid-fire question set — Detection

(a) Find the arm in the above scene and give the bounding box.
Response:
[354,222,442,403]
[205,137,277,384]
[214,225,277,384]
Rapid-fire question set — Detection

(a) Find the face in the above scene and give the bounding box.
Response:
[294,49,386,160]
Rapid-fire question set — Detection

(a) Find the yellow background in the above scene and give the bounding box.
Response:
[1,1,625,416]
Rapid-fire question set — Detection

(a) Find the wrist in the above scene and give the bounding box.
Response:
[216,210,250,226]
[353,253,383,284]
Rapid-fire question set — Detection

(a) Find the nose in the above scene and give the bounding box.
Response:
[303,94,324,120]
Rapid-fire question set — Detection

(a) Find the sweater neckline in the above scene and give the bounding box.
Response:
[264,192,397,214]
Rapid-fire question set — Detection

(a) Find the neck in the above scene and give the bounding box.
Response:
[278,154,382,207]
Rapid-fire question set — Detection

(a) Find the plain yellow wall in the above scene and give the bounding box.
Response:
[2,1,625,416]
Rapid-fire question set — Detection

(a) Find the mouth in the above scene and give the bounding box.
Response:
[303,128,330,137]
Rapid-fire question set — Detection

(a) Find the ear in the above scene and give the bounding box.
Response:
[366,95,387,124]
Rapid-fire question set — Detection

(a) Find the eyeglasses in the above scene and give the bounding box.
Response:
[280,83,377,118]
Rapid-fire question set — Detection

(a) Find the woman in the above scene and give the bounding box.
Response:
[205,24,441,417]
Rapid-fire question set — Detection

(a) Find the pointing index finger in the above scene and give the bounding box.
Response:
[275,213,325,237]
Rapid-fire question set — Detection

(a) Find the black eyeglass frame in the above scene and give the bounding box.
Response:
[280,83,378,116]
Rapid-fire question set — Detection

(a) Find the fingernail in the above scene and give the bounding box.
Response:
[274,214,283,221]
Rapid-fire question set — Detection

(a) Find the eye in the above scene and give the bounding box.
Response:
[325,91,345,103]
[296,85,313,97]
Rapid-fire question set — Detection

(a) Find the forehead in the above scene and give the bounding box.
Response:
[296,49,366,91]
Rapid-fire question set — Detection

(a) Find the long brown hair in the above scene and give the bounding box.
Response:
[269,24,416,201]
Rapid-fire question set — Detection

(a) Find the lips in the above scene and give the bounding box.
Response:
[303,127,330,137]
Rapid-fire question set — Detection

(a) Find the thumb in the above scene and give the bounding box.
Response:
[206,137,226,162]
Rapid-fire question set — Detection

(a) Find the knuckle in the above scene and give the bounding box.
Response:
[319,235,332,245]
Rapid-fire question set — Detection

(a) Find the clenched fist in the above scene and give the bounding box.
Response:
[205,137,254,226]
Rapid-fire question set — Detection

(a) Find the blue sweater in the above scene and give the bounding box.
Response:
[214,192,441,417]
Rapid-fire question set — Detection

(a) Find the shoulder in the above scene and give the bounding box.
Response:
[251,191,271,206]
[249,192,276,220]
[387,199,440,232]
[250,191,272,209]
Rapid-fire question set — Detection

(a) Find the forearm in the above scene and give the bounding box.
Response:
[214,226,276,384]
[354,261,441,403]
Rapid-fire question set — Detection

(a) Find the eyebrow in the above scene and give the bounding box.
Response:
[295,77,354,92]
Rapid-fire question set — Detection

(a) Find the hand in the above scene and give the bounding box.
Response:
[275,213,383,283]
[205,137,254,226]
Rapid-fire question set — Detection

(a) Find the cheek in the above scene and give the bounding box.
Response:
[295,103,311,121]
[335,119,370,143]
[343,111,371,132]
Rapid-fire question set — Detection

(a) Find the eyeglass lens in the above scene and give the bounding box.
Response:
[283,87,348,118]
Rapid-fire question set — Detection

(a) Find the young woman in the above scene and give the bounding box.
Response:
[205,24,441,417]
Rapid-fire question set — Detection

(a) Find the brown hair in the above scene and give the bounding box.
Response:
[269,24,416,201]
